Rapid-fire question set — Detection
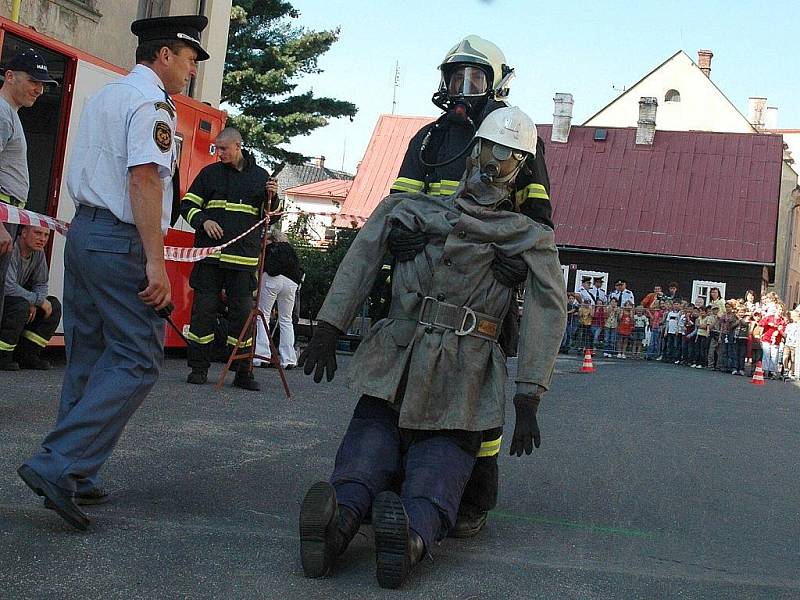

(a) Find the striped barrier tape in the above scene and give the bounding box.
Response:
[1,204,369,263]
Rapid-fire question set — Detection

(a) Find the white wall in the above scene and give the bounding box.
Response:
[283,195,340,245]
[584,52,755,133]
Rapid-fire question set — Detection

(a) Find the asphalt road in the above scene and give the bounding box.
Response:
[1,351,799,599]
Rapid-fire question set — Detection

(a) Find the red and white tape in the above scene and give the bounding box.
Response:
[1,205,369,263]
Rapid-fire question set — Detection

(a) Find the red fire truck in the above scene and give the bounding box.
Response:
[0,16,225,347]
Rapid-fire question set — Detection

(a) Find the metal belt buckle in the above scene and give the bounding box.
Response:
[418,296,439,326]
[455,306,477,336]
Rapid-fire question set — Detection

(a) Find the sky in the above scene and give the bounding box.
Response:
[281,0,798,174]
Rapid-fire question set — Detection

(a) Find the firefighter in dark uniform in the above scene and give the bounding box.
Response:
[386,36,554,538]
[181,126,279,390]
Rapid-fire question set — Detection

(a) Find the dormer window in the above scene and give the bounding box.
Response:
[665,89,681,103]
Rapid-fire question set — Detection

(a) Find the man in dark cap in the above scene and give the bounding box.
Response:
[0,48,57,333]
[18,16,209,532]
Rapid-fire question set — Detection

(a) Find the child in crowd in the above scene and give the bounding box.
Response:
[603,298,620,358]
[617,303,634,359]
[731,307,751,375]
[694,306,711,368]
[717,303,736,371]
[591,299,606,352]
[784,310,800,380]
[632,305,648,359]
[706,306,721,369]
[577,301,594,352]
[760,304,787,379]
[664,302,682,362]
[645,302,664,360]
[681,305,698,366]
[750,310,764,374]
[561,293,580,353]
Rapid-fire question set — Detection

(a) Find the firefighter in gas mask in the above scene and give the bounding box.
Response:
[297,107,566,589]
[383,35,555,540]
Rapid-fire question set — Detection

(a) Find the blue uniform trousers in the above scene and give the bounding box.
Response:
[25,207,164,493]
[331,395,477,549]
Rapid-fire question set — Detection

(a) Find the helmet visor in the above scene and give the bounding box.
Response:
[446,66,488,97]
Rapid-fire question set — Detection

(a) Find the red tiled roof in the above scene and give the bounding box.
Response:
[285,178,352,199]
[339,115,784,264]
[541,125,784,263]
[337,114,434,222]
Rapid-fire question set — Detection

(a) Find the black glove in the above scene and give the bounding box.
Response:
[491,251,528,288]
[298,321,342,383]
[509,393,541,456]
[387,223,427,262]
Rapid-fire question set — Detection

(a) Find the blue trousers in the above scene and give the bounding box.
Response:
[25,207,164,493]
[331,396,477,549]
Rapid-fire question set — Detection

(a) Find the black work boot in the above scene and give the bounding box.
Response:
[187,368,207,385]
[299,481,361,578]
[233,369,260,391]
[0,350,19,371]
[448,510,488,538]
[372,491,425,589]
[18,354,51,370]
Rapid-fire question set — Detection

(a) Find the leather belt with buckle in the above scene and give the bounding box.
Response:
[418,296,501,342]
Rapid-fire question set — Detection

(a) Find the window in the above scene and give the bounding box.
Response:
[665,89,681,103]
[561,265,569,286]
[691,280,726,305]
[139,0,170,18]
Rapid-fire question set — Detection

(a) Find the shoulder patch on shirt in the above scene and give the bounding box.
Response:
[153,121,172,153]
[154,101,176,120]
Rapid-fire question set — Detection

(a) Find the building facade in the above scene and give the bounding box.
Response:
[0,0,231,106]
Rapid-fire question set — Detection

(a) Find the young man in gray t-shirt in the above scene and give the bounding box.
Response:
[0,49,56,319]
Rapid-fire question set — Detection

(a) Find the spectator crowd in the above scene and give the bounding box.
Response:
[561,278,800,381]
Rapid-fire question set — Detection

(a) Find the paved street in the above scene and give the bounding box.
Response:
[1,351,799,599]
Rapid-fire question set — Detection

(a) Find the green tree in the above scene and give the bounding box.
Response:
[224,0,357,164]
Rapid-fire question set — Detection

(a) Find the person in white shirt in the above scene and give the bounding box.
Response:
[609,279,635,307]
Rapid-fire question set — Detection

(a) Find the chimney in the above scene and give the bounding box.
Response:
[312,156,326,168]
[765,106,779,130]
[636,97,658,145]
[551,93,574,143]
[697,49,713,78]
[748,97,767,130]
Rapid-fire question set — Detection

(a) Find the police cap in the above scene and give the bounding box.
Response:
[131,15,210,61]
[581,276,592,283]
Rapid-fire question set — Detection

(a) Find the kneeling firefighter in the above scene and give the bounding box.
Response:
[386,35,555,538]
[297,107,566,588]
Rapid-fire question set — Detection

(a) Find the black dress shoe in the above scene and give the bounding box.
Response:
[373,491,425,589]
[17,465,89,531]
[233,371,260,391]
[299,481,361,578]
[448,510,488,538]
[46,487,110,509]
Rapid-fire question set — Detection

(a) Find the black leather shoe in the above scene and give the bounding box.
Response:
[17,465,89,531]
[233,370,260,391]
[18,355,51,370]
[448,510,488,538]
[373,491,425,589]
[187,368,208,385]
[299,481,360,578]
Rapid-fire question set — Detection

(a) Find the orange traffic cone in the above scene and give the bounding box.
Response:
[581,348,594,373]
[751,361,765,385]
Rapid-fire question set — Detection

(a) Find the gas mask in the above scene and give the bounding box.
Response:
[460,139,528,208]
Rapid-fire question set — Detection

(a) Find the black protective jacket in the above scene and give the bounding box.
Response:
[390,100,554,229]
[264,241,302,285]
[180,150,279,271]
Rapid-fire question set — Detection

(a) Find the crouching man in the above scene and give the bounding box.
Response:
[0,225,61,370]
[297,107,566,588]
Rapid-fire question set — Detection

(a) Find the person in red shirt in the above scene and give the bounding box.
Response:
[591,299,606,351]
[617,304,634,358]
[759,305,787,378]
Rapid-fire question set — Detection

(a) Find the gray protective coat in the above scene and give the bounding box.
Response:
[317,192,566,432]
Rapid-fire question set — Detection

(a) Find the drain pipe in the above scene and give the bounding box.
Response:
[187,0,207,98]
[11,0,21,22]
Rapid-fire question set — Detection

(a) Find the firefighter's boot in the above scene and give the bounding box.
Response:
[299,481,361,578]
[0,350,19,371]
[373,491,425,589]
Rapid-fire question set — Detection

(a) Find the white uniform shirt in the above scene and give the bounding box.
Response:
[592,286,607,303]
[577,286,597,305]
[610,288,635,307]
[67,64,176,234]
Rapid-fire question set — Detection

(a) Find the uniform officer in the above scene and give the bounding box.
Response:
[592,276,608,303]
[609,278,635,307]
[385,35,555,539]
[577,275,597,305]
[18,15,209,531]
